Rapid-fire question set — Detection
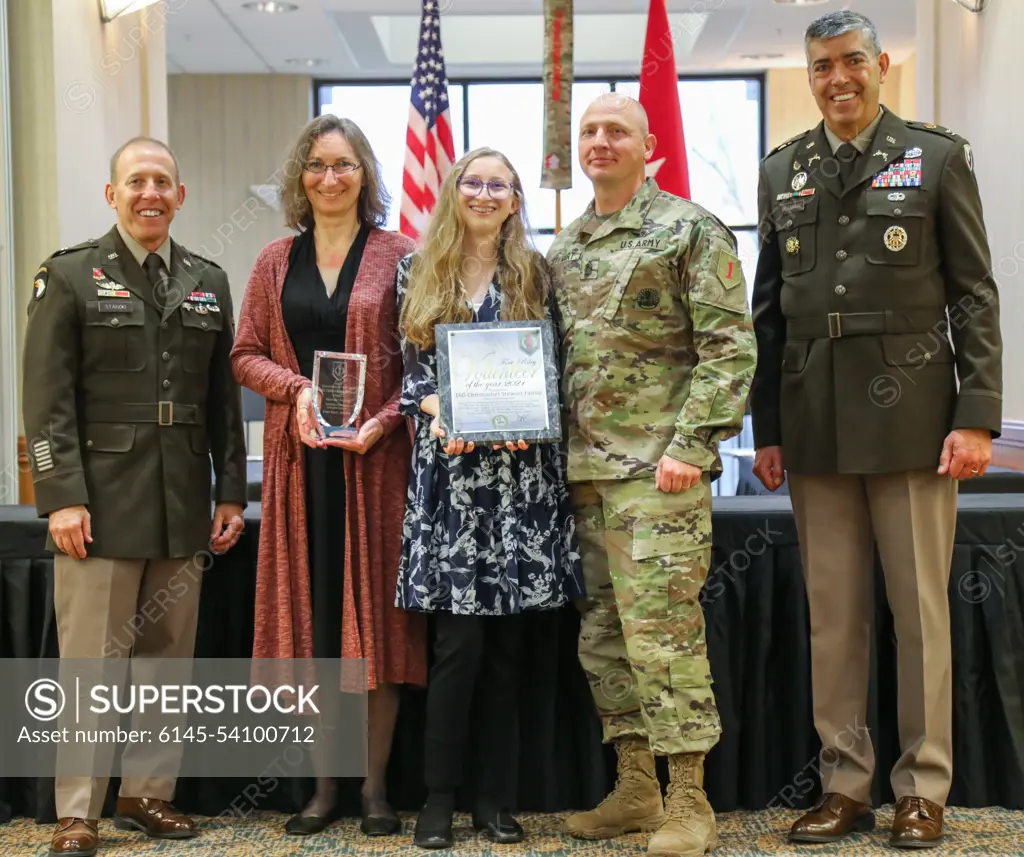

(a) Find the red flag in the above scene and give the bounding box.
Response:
[638,0,690,199]
[400,0,457,240]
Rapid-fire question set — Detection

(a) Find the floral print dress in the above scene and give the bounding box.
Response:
[394,253,584,616]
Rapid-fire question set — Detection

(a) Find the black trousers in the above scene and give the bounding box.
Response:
[423,612,525,807]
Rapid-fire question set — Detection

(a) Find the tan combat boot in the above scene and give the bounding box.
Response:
[565,736,665,839]
[646,752,718,856]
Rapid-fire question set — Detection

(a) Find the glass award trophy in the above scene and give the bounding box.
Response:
[311,351,367,437]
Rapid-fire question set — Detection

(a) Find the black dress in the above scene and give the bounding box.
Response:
[281,225,370,659]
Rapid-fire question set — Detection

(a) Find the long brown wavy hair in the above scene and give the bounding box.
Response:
[400,147,548,349]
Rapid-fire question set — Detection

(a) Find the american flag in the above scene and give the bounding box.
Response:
[400,0,456,240]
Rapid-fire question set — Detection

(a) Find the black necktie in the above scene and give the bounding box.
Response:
[143,253,165,305]
[836,142,859,189]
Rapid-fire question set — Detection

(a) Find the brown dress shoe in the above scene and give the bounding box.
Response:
[789,792,875,843]
[50,818,99,856]
[890,796,944,848]
[113,797,198,839]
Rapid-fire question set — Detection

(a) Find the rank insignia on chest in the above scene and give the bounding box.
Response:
[786,236,800,256]
[582,260,599,280]
[872,158,922,188]
[636,288,661,310]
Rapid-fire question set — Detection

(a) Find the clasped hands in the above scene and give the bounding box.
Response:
[752,428,993,491]
[296,386,383,455]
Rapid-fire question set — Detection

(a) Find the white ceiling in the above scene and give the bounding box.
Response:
[164,0,917,78]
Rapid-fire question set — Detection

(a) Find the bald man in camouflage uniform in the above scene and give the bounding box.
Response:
[547,94,756,857]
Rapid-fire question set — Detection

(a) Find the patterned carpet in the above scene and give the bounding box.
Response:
[6,807,1024,856]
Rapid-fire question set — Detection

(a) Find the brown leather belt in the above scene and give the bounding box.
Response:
[83,402,204,426]
[787,310,944,340]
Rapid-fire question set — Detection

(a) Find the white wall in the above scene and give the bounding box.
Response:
[0,0,19,499]
[167,74,312,313]
[918,0,1023,426]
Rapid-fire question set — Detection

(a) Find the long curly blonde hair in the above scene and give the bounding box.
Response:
[400,147,548,349]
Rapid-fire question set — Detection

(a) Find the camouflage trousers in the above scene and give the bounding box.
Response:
[571,475,721,756]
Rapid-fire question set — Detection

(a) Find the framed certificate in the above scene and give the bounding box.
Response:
[436,320,562,444]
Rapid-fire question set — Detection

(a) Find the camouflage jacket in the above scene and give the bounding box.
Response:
[547,178,757,482]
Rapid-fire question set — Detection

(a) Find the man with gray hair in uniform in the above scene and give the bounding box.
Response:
[750,11,1001,849]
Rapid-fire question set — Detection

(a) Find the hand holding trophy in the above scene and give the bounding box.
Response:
[311,351,382,455]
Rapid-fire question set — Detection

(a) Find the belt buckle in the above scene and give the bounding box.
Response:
[158,401,173,426]
[827,312,843,338]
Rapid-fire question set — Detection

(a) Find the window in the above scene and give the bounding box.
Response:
[319,83,465,233]
[316,75,763,270]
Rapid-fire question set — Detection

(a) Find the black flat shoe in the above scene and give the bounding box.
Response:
[283,805,342,836]
[473,809,524,844]
[360,797,401,836]
[413,805,454,849]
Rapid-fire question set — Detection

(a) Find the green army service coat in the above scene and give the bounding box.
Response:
[22,225,248,558]
[750,107,1003,474]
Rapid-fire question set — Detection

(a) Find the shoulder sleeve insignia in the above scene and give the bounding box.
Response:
[32,266,48,301]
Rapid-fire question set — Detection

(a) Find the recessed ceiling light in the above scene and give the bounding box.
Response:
[242,1,298,12]
[772,0,831,5]
[286,58,325,67]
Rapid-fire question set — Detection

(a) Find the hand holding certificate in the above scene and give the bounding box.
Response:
[435,319,562,446]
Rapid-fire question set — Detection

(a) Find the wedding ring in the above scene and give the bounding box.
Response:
[971,468,979,473]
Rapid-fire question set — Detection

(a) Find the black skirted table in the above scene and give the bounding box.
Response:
[1,494,1022,826]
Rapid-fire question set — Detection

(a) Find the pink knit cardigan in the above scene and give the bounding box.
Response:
[230,229,427,689]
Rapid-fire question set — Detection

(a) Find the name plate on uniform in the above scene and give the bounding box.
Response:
[436,320,562,444]
[311,351,366,437]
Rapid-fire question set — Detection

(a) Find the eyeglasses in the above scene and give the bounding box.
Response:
[304,160,362,175]
[457,177,515,200]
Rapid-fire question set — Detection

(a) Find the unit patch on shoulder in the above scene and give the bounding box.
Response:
[33,267,48,300]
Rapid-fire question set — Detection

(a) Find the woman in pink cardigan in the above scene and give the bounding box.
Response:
[230,114,427,836]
